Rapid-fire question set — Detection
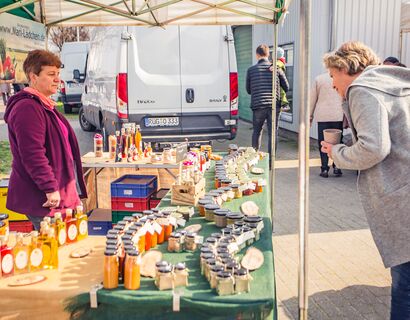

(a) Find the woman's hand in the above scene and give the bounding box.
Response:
[43,191,61,208]
[321,141,334,159]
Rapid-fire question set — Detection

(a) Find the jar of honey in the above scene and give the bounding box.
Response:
[167,232,182,253]
[103,249,119,289]
[230,184,242,199]
[198,198,213,217]
[184,232,197,252]
[124,250,141,290]
[204,203,220,222]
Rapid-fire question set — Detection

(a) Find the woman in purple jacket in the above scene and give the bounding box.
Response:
[4,50,87,230]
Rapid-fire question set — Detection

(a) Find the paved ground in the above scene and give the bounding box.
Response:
[0,101,391,319]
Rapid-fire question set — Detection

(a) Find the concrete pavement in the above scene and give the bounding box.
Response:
[0,101,391,319]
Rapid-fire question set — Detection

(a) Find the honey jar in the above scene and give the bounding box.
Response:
[198,198,213,217]
[204,203,220,221]
[216,271,234,296]
[234,268,251,294]
[214,209,229,228]
[124,250,141,290]
[184,232,197,252]
[103,249,119,289]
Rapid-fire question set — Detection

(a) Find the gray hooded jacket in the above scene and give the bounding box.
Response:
[332,65,410,268]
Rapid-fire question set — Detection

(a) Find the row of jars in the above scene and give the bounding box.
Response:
[154,261,189,290]
[167,231,198,253]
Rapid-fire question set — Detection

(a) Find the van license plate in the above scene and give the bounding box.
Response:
[145,117,179,127]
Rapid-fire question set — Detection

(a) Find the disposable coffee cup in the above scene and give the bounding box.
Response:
[323,129,342,144]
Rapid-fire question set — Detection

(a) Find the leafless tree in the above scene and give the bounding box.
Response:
[48,27,90,51]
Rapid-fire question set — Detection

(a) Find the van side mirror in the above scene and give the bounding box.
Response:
[73,69,81,81]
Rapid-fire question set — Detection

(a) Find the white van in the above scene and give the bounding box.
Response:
[60,41,90,113]
[79,26,238,145]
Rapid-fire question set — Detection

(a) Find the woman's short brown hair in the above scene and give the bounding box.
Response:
[23,50,62,81]
[323,41,380,75]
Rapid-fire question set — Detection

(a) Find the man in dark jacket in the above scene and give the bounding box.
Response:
[246,44,289,157]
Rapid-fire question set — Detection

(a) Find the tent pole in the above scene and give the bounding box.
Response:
[298,0,311,319]
[270,22,278,234]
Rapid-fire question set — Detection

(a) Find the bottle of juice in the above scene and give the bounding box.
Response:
[30,231,44,271]
[43,228,58,269]
[135,125,143,156]
[39,221,49,242]
[54,212,67,247]
[65,209,78,244]
[75,205,88,241]
[0,235,13,277]
[13,233,30,274]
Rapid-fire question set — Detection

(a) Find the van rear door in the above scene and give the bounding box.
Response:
[179,26,231,137]
[127,26,182,137]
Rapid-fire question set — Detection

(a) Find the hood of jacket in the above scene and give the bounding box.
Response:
[4,91,44,124]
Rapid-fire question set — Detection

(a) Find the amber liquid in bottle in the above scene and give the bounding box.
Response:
[30,231,44,272]
[65,209,78,244]
[54,212,67,247]
[75,205,88,241]
[13,233,30,274]
[43,228,58,269]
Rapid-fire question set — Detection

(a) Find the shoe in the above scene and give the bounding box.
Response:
[319,170,329,178]
[333,168,343,177]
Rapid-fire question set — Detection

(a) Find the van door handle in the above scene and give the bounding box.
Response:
[85,85,88,94]
[185,88,194,103]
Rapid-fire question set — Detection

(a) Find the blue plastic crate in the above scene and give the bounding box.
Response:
[111,175,158,198]
[88,209,113,236]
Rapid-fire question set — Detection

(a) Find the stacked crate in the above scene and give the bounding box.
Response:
[111,175,158,224]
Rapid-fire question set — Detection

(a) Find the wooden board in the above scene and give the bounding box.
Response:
[171,178,206,206]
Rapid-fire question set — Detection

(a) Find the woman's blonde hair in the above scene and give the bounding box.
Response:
[323,41,380,75]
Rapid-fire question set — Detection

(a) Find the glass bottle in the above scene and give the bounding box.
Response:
[0,235,13,277]
[135,125,143,156]
[54,212,67,247]
[103,249,119,289]
[75,205,88,241]
[43,228,58,269]
[109,134,117,159]
[29,231,44,272]
[13,233,30,274]
[65,209,78,244]
[124,249,141,290]
[115,130,122,163]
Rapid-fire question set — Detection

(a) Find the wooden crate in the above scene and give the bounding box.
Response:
[171,178,206,206]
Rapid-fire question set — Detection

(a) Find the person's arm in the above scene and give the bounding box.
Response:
[11,102,59,193]
[278,68,289,93]
[246,68,251,94]
[331,87,391,170]
[309,78,318,123]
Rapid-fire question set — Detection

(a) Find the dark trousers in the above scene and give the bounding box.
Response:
[317,121,343,171]
[27,216,43,231]
[391,261,410,319]
[252,106,281,158]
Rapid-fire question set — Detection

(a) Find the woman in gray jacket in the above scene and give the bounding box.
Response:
[321,41,410,319]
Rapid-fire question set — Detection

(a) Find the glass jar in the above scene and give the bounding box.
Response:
[204,203,220,221]
[234,268,251,294]
[216,271,234,296]
[230,184,242,199]
[242,181,254,196]
[253,179,263,193]
[226,212,244,225]
[94,133,103,157]
[155,260,170,277]
[174,262,189,287]
[103,249,119,289]
[221,227,232,236]
[184,232,197,252]
[155,213,166,244]
[167,232,182,253]
[222,186,234,202]
[220,179,232,188]
[232,228,246,251]
[124,250,141,290]
[205,258,217,281]
[225,260,240,274]
[198,198,213,217]
[205,236,218,250]
[209,265,225,289]
[200,252,215,275]
[213,209,229,228]
[244,216,263,241]
[242,225,255,246]
[234,221,245,229]
[155,265,174,291]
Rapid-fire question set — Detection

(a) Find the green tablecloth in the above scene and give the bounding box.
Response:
[65,156,276,320]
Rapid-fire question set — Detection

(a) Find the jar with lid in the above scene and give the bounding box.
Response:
[230,184,242,199]
[167,232,182,253]
[234,268,251,294]
[206,191,222,206]
[213,209,229,228]
[134,222,146,254]
[0,213,9,236]
[200,244,213,255]
[216,271,234,296]
[205,236,218,250]
[198,198,213,217]
[161,212,173,241]
[244,216,263,241]
[94,133,103,157]
[205,258,217,281]
[204,203,220,221]
[184,232,197,252]
[234,221,245,229]
[132,213,143,221]
[200,252,215,275]
[155,260,170,277]
[210,233,223,241]
[217,252,233,265]
[242,225,255,246]
[155,213,166,244]
[221,227,232,236]
[155,265,174,291]
[222,186,234,202]
[174,262,189,287]
[253,179,263,193]
[124,250,141,290]
[226,212,244,225]
[225,260,240,273]
[209,265,225,289]
[103,249,119,289]
[220,179,232,188]
[242,180,254,196]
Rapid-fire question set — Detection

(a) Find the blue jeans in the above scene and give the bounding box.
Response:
[27,216,44,231]
[391,261,410,319]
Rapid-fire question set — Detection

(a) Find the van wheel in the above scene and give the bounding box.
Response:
[63,104,72,114]
[79,107,96,132]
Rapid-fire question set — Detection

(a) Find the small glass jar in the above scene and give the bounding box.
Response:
[209,265,225,289]
[184,232,197,252]
[198,198,213,217]
[221,227,232,236]
[253,179,263,193]
[222,186,234,202]
[94,133,103,157]
[232,228,246,251]
[142,210,154,216]
[168,232,182,253]
[230,184,242,199]
[201,245,213,255]
[204,203,220,221]
[211,232,223,241]
[234,221,245,229]
[124,250,141,290]
[155,213,166,244]
[155,265,174,291]
[242,182,254,196]
[205,237,218,250]
[220,179,232,188]
[177,207,191,222]
[214,209,230,228]
[103,249,119,289]
[244,216,263,241]
[216,271,234,296]
[205,258,217,281]
[174,262,189,287]
[200,252,215,275]
[242,225,255,246]
[234,268,251,294]
[228,144,238,154]
[161,212,173,241]
[226,212,244,225]
[155,261,170,277]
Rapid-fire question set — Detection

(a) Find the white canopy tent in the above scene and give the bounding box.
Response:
[0,1,312,318]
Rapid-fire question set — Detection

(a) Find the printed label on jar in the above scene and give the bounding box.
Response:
[169,216,177,227]
[30,248,43,267]
[153,221,163,234]
[177,219,186,227]
[2,253,13,273]
[15,250,28,270]
[243,231,255,242]
[79,220,88,235]
[145,222,155,235]
[58,229,67,245]
[248,183,256,191]
[238,184,248,192]
[68,224,78,240]
[194,236,204,244]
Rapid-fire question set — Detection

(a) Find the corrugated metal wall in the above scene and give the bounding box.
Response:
[233,25,253,122]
